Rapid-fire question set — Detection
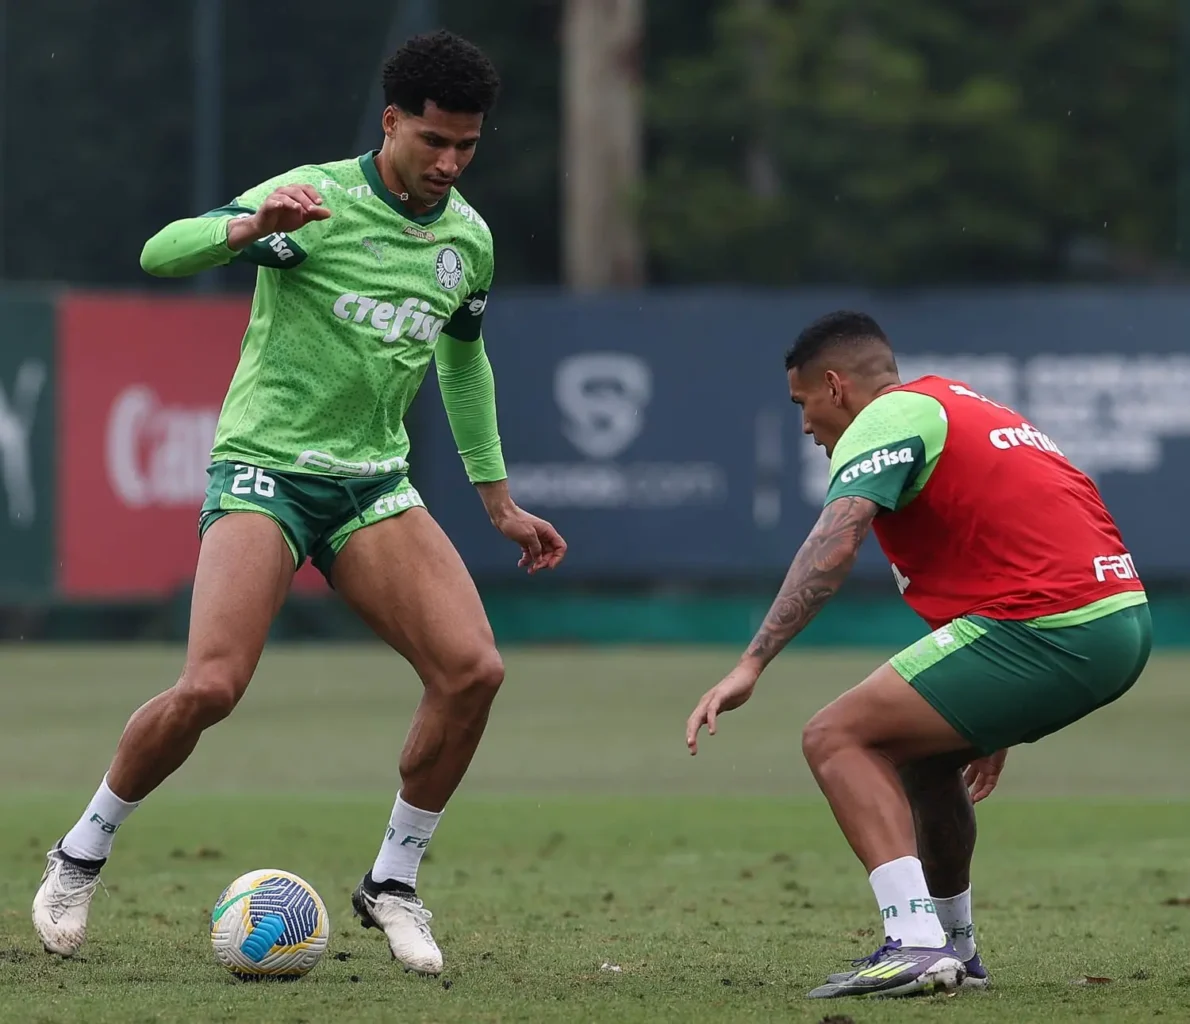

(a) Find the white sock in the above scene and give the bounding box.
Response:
[869,856,948,948]
[60,775,140,862]
[371,793,442,888]
[933,886,976,960]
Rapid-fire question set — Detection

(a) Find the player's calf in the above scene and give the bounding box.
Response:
[104,656,255,804]
[397,649,504,809]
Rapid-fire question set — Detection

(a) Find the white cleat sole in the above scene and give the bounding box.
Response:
[875,958,965,998]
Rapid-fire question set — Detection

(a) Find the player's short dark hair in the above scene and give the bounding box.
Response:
[382,30,501,117]
[785,311,894,373]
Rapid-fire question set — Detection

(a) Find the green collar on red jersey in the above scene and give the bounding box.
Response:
[359,151,449,226]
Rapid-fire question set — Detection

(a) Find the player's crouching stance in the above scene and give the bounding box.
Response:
[33,32,566,976]
[686,312,1151,1000]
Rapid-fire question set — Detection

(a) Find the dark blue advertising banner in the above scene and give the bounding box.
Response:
[417,288,1190,581]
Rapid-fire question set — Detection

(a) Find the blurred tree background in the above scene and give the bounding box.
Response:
[1,0,1178,288]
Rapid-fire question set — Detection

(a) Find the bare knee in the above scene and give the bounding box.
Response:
[801,708,848,773]
[173,661,251,727]
[433,647,505,709]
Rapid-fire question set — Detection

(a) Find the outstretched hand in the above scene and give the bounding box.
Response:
[685,664,759,755]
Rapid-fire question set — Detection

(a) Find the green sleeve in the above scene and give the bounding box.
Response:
[139,165,336,278]
[824,391,948,510]
[139,215,237,277]
[435,335,507,484]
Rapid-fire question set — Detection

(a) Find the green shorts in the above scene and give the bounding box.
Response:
[198,460,426,582]
[890,596,1152,756]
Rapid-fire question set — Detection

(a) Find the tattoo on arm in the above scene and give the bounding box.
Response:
[744,496,878,666]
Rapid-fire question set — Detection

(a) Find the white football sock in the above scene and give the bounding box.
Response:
[371,792,442,888]
[60,775,140,862]
[869,856,948,948]
[933,886,976,960]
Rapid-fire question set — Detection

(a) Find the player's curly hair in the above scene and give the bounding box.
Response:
[382,30,501,117]
[785,311,893,372]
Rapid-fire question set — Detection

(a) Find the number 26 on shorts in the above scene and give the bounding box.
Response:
[230,464,276,499]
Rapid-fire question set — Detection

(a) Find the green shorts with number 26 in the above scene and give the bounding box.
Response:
[198,460,425,583]
[890,593,1152,757]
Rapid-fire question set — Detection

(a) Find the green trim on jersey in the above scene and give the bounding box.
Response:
[825,391,948,510]
[1025,590,1149,629]
[359,152,448,226]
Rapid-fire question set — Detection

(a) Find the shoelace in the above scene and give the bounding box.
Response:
[848,938,903,968]
[371,890,435,935]
[46,860,106,909]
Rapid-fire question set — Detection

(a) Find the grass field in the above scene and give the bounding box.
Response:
[1,644,1189,1022]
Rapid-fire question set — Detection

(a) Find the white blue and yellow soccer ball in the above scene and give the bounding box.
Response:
[209,868,330,980]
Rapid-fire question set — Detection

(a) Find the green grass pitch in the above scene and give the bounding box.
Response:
[1,644,1189,1022]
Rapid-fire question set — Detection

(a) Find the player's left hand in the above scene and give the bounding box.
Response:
[963,748,1007,803]
[493,506,567,574]
[686,664,759,755]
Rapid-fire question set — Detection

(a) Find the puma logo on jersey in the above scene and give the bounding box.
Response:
[332,293,446,344]
[949,383,1013,411]
[361,237,387,262]
[838,447,915,484]
[988,422,1064,456]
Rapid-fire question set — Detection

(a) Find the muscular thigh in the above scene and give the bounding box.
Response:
[186,512,294,685]
[329,507,495,680]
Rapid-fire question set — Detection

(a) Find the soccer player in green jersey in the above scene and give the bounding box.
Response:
[32,31,565,976]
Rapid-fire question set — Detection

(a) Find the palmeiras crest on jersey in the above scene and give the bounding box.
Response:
[435,247,464,290]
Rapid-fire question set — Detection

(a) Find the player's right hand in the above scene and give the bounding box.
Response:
[686,664,759,755]
[249,185,332,236]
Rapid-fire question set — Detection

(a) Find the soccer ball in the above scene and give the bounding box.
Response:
[209,868,330,980]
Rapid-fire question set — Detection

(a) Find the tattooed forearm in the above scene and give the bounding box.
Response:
[744,496,877,666]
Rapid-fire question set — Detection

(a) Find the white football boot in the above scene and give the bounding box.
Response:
[32,847,105,955]
[351,873,443,975]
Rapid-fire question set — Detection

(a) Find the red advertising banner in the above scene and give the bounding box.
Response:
[58,294,328,596]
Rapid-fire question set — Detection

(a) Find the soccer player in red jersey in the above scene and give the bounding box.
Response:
[686,311,1150,1000]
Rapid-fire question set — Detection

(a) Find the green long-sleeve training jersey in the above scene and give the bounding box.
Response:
[140,151,505,483]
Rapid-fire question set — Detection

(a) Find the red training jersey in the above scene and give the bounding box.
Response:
[846,375,1143,629]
